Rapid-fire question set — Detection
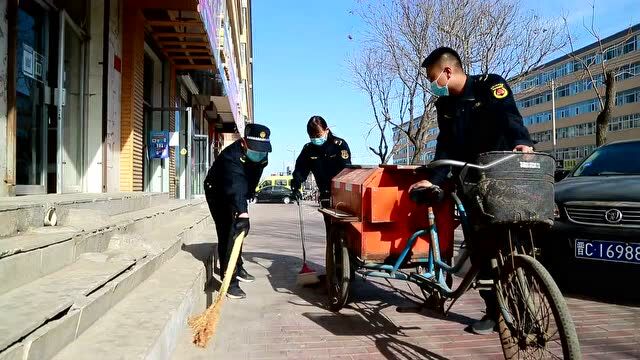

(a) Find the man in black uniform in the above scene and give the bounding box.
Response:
[291,116,351,208]
[409,47,534,334]
[204,123,271,299]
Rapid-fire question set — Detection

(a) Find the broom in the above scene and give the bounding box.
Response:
[189,230,246,348]
[296,202,320,286]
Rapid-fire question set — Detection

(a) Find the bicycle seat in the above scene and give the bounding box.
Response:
[409,185,444,204]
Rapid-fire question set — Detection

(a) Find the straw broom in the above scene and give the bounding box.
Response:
[189,231,246,348]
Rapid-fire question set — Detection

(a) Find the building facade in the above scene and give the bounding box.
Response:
[0,0,254,198]
[513,24,640,170]
[391,120,438,165]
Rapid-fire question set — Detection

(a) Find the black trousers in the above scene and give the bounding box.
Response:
[204,184,243,283]
[470,226,501,320]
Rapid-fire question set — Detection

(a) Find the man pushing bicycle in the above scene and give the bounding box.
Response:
[410,47,534,335]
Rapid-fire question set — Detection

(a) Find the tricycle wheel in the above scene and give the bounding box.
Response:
[326,225,351,312]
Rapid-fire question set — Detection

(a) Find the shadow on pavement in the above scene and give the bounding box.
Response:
[241,251,484,360]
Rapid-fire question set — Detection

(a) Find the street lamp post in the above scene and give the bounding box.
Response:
[551,79,557,158]
[287,149,296,174]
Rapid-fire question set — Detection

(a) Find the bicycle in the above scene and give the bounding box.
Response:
[322,151,581,359]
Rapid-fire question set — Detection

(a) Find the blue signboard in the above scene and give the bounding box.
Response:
[149,130,169,159]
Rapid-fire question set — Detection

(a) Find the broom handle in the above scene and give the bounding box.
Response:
[218,231,246,299]
[298,203,307,263]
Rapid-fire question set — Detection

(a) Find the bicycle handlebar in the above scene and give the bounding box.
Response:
[425,153,519,171]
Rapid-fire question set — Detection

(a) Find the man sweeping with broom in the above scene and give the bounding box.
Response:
[190,124,271,348]
[202,123,271,299]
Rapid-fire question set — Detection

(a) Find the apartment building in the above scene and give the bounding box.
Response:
[0,0,254,197]
[391,119,439,165]
[513,24,640,170]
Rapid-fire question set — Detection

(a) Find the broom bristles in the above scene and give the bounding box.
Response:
[188,231,246,348]
[189,300,223,347]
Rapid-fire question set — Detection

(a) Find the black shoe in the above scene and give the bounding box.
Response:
[226,282,246,299]
[470,315,497,335]
[236,267,255,283]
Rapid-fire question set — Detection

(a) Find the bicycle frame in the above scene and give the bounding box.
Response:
[359,154,526,299]
[360,192,481,300]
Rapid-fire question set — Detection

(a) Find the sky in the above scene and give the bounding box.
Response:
[251,0,638,176]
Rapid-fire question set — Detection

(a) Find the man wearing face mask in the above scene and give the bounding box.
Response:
[291,115,351,209]
[409,47,534,335]
[203,123,271,299]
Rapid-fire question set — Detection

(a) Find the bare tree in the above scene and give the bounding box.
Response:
[562,4,635,146]
[352,0,437,164]
[350,48,398,164]
[351,0,565,163]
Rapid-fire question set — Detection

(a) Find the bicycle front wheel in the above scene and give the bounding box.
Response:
[495,254,581,359]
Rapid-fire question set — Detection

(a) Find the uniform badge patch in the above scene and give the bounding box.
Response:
[259,131,267,139]
[341,150,349,159]
[491,83,508,99]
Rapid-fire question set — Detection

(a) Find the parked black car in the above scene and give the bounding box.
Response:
[255,185,294,204]
[541,140,640,299]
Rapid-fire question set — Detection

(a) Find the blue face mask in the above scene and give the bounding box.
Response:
[310,135,327,146]
[246,149,267,162]
[430,70,450,97]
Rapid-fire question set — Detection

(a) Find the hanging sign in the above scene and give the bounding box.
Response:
[149,131,169,159]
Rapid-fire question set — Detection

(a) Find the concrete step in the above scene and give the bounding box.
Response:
[0,205,212,360]
[0,200,194,295]
[53,232,215,360]
[0,253,137,352]
[0,193,169,238]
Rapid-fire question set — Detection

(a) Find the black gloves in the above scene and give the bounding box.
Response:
[234,217,250,238]
[409,185,445,204]
[291,189,302,204]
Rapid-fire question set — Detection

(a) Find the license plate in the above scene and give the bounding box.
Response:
[575,239,640,265]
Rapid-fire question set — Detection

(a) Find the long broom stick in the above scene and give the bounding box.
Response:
[189,230,246,348]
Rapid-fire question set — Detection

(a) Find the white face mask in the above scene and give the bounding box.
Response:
[430,70,450,97]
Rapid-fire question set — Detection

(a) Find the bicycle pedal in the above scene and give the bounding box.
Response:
[473,279,494,290]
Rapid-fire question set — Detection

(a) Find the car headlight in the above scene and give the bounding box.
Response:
[554,203,561,219]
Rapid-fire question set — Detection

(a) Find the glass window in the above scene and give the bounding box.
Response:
[623,37,636,53]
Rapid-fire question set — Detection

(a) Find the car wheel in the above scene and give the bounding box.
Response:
[283,196,291,204]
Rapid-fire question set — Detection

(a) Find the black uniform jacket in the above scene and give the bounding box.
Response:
[204,140,267,215]
[291,133,351,196]
[429,73,534,185]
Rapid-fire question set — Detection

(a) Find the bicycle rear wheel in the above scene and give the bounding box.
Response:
[495,254,581,359]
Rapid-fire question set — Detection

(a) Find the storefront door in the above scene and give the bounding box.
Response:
[56,11,86,193]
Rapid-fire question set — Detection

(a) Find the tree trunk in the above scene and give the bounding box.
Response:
[596,70,616,147]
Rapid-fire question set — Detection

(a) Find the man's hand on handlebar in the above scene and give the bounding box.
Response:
[513,144,534,153]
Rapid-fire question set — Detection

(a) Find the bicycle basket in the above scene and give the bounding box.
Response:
[464,151,555,227]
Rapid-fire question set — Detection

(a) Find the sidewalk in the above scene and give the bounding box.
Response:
[173,203,640,360]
